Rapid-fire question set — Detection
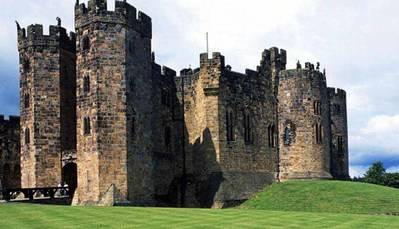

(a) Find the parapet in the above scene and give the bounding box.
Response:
[258,47,287,71]
[200,52,225,68]
[0,115,20,126]
[16,20,76,52]
[328,87,346,99]
[75,0,152,39]
[269,47,287,66]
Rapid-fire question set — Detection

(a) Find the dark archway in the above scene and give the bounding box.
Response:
[62,163,77,191]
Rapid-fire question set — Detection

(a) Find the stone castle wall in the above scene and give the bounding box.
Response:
[0,115,20,189]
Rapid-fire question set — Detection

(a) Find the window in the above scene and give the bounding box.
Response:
[284,127,291,146]
[315,123,323,144]
[164,126,171,148]
[23,58,30,73]
[226,110,235,142]
[83,117,91,135]
[83,76,90,94]
[24,94,30,108]
[3,164,10,176]
[314,101,322,115]
[131,117,136,140]
[82,36,90,51]
[337,136,344,154]
[129,41,135,54]
[14,165,20,178]
[162,90,171,108]
[268,124,276,148]
[244,113,253,144]
[25,128,30,145]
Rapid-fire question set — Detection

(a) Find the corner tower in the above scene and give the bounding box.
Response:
[277,63,332,180]
[16,21,76,188]
[328,88,349,179]
[74,0,154,205]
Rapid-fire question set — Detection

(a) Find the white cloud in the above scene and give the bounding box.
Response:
[349,165,368,178]
[387,166,399,173]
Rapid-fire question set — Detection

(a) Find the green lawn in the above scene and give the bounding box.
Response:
[0,203,398,229]
[242,180,399,215]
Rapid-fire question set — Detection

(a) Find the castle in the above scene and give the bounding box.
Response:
[1,0,349,207]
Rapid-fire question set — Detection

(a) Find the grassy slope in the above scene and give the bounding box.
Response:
[241,181,399,214]
[0,203,399,229]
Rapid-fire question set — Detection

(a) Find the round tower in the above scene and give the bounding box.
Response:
[277,63,332,180]
[74,0,154,205]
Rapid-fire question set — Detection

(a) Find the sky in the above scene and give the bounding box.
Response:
[1,0,399,177]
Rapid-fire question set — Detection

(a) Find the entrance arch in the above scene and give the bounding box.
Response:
[62,163,77,191]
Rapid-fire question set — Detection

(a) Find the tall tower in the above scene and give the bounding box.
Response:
[16,21,76,188]
[74,0,154,205]
[277,63,332,180]
[328,88,349,179]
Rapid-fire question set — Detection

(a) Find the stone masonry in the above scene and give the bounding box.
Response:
[16,20,76,189]
[8,0,349,207]
[0,115,20,189]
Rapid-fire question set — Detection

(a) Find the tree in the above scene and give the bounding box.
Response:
[384,173,399,189]
[364,161,386,185]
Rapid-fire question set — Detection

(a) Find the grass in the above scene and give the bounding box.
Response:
[0,203,399,229]
[1,181,398,228]
[241,180,399,214]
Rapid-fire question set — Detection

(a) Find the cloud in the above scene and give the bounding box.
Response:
[349,165,368,178]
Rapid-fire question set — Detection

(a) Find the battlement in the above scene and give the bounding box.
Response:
[200,52,225,68]
[258,47,287,71]
[16,21,76,52]
[328,87,346,99]
[0,114,20,126]
[269,47,287,65]
[75,0,152,38]
[152,63,177,81]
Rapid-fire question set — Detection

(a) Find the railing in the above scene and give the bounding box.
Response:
[1,186,75,201]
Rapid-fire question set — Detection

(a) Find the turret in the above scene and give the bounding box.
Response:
[328,87,349,179]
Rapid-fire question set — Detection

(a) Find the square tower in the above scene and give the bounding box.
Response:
[16,21,76,188]
[74,0,154,205]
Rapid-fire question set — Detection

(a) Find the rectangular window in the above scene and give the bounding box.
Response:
[84,117,91,135]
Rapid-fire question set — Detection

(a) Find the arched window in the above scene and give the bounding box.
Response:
[314,101,322,115]
[82,36,90,52]
[14,165,20,178]
[315,123,323,144]
[164,126,171,148]
[25,128,30,145]
[83,76,90,94]
[226,110,235,142]
[337,136,344,154]
[244,112,253,145]
[83,117,91,135]
[268,124,276,148]
[24,93,30,108]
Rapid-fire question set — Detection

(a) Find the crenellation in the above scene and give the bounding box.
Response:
[75,0,152,39]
